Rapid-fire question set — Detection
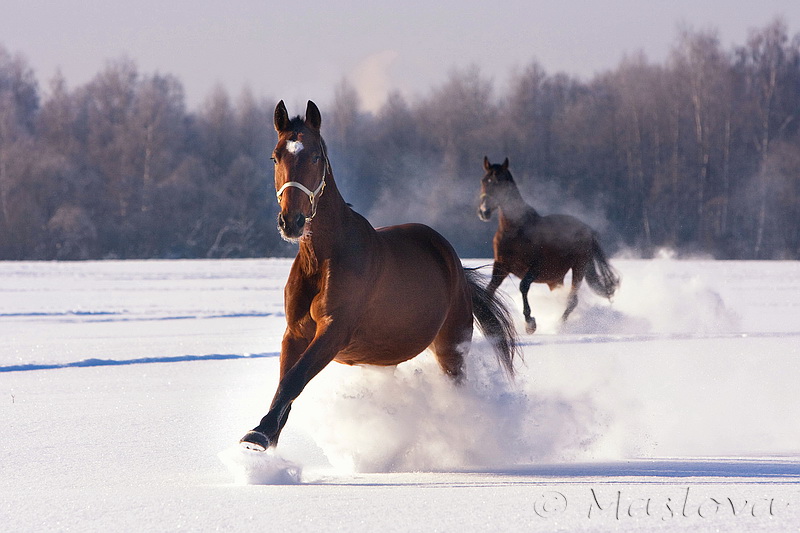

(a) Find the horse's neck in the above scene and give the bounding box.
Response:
[297,174,364,272]
[498,186,538,227]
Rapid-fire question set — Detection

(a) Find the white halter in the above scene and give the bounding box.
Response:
[275,142,328,221]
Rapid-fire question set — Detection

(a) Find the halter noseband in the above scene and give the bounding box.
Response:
[275,142,329,221]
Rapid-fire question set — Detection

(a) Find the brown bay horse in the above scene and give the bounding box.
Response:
[478,157,620,334]
[240,102,519,451]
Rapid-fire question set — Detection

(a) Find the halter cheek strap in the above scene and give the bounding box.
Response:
[275,142,329,221]
[276,176,326,220]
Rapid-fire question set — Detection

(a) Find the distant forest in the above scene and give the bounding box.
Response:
[1,18,799,260]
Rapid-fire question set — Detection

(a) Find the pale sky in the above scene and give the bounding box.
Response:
[2,1,799,112]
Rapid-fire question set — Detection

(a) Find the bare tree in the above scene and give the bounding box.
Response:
[671,27,733,247]
[0,46,39,257]
[736,19,799,257]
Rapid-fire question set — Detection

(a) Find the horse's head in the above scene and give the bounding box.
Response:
[478,156,513,221]
[272,100,329,242]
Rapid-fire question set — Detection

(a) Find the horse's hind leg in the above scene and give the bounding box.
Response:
[520,268,537,334]
[563,287,579,322]
[486,263,509,298]
[430,301,473,384]
[562,266,585,322]
[431,328,471,384]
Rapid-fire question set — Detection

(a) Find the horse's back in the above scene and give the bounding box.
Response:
[534,214,594,250]
[377,223,463,275]
[496,212,594,282]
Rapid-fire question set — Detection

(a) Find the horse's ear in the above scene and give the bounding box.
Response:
[501,158,509,171]
[274,100,290,132]
[483,156,491,171]
[305,100,322,132]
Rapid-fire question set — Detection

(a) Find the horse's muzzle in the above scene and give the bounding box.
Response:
[478,205,493,221]
[278,212,307,240]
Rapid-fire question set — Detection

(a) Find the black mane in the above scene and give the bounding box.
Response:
[288,116,306,131]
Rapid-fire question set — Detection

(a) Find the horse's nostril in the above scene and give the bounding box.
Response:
[278,213,287,229]
[294,214,306,228]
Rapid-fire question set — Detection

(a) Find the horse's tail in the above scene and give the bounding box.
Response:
[585,234,620,300]
[464,268,520,378]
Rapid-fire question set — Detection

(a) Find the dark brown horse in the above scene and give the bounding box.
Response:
[240,102,519,451]
[478,157,620,334]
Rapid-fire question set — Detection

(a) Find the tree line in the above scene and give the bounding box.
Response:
[0,18,798,260]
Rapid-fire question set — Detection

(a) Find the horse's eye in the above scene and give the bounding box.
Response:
[312,155,321,164]
[270,157,277,165]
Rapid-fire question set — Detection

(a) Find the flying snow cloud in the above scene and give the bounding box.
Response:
[287,343,612,473]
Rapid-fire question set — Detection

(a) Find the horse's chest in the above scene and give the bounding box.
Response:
[284,268,328,326]
[299,272,361,327]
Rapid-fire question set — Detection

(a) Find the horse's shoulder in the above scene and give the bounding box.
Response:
[495,231,534,262]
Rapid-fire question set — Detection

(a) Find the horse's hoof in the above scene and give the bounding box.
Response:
[240,431,270,451]
[525,318,537,334]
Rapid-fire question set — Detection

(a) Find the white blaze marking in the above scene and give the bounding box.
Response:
[285,140,304,155]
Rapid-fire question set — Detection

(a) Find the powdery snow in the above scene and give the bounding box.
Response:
[2,257,799,531]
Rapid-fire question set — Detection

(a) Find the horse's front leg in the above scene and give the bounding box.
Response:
[240,325,346,451]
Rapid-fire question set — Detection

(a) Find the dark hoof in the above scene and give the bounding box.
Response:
[240,431,271,451]
[525,318,537,334]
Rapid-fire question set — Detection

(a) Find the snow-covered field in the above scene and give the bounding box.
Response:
[2,256,799,532]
